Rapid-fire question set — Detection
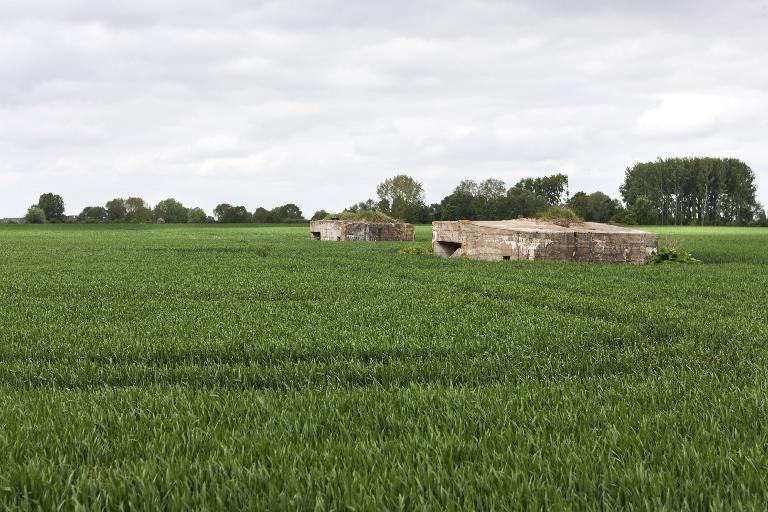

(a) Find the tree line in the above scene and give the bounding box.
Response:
[306,172,617,224]
[23,195,307,224]
[17,157,767,226]
[321,172,644,224]
[325,158,765,226]
[620,157,762,225]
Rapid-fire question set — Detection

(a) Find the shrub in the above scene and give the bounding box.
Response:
[187,208,208,223]
[24,206,46,224]
[77,206,107,223]
[753,208,768,227]
[649,246,701,264]
[311,210,330,221]
[153,198,188,224]
[324,210,398,222]
[398,245,433,255]
[536,206,581,227]
[609,209,638,225]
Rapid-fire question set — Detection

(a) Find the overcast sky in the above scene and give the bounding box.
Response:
[2,0,767,217]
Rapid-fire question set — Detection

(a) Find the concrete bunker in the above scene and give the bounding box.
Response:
[310,220,415,242]
[432,219,658,263]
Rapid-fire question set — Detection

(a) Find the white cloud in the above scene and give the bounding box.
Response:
[1,0,768,217]
[636,94,733,138]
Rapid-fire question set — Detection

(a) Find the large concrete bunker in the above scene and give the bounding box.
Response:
[310,220,415,242]
[433,220,658,263]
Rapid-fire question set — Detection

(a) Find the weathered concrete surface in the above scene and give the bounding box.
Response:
[432,220,658,263]
[310,220,415,241]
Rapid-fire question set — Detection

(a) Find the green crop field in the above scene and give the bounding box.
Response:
[1,224,767,510]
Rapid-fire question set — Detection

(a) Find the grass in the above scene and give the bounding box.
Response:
[1,223,767,509]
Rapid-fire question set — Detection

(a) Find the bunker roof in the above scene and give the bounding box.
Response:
[458,219,653,235]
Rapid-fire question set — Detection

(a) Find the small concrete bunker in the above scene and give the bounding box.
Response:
[433,219,658,263]
[310,220,415,242]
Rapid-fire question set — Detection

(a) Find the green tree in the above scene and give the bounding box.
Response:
[506,187,548,218]
[125,197,152,223]
[620,157,758,225]
[515,174,569,205]
[454,179,479,196]
[390,197,430,224]
[187,207,207,223]
[477,178,506,200]
[440,192,475,221]
[270,203,304,222]
[25,206,46,224]
[376,174,428,222]
[214,204,231,222]
[440,177,556,221]
[632,195,658,225]
[311,210,329,221]
[754,206,768,227]
[153,198,188,224]
[586,192,621,223]
[37,193,65,222]
[440,180,478,221]
[377,175,425,208]
[567,191,621,223]
[252,207,272,223]
[106,198,127,222]
[214,204,251,223]
[346,199,380,212]
[77,206,107,223]
[475,178,507,220]
[566,192,590,219]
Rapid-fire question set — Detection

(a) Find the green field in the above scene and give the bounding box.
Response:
[1,224,767,510]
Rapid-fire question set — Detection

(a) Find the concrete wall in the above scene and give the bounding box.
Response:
[432,220,658,263]
[310,220,415,241]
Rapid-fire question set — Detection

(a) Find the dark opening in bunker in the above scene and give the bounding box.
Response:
[503,256,510,261]
[311,232,321,240]
[434,241,462,257]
